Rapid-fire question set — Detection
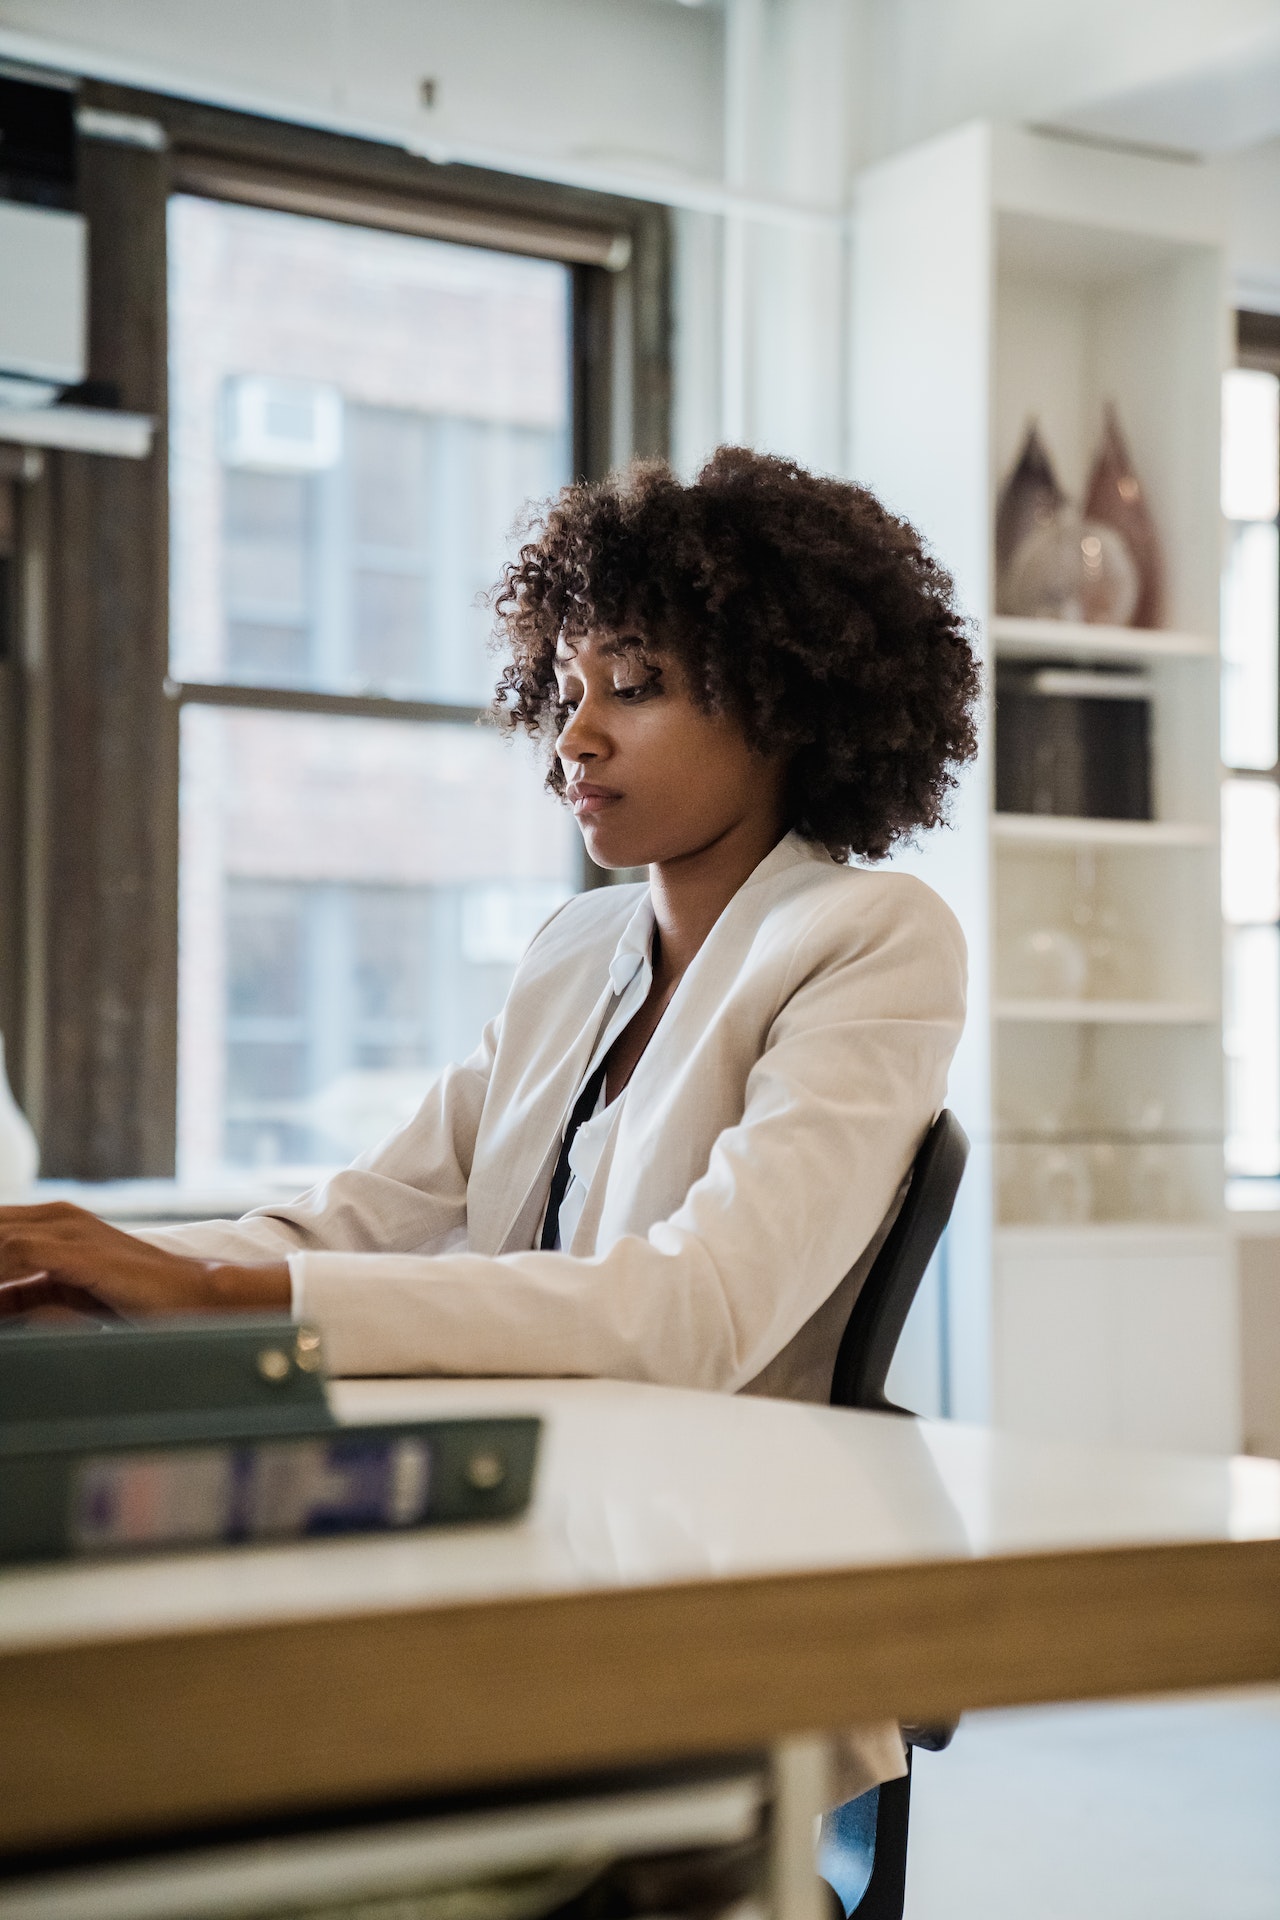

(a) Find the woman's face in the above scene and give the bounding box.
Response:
[553,629,786,871]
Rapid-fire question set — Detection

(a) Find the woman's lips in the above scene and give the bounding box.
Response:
[567,781,622,817]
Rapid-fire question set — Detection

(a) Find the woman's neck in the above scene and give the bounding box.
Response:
[648,811,787,990]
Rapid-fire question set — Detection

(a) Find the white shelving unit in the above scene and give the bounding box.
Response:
[991,614,1215,661]
[852,123,1236,1449]
[992,814,1215,848]
[994,1000,1219,1025]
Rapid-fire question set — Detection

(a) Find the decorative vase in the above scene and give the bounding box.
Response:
[995,422,1067,594]
[1001,507,1140,626]
[0,1033,38,1202]
[1006,924,1089,999]
[1128,1144,1182,1222]
[1083,404,1164,629]
[1030,1145,1092,1225]
[1071,850,1139,998]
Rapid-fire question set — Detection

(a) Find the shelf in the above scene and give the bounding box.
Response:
[995,999,1218,1025]
[990,616,1215,661]
[0,407,154,458]
[997,1121,1220,1136]
[996,1223,1226,1249]
[993,814,1216,849]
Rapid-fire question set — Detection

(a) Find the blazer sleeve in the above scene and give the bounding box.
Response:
[136,1018,500,1268]
[289,883,967,1388]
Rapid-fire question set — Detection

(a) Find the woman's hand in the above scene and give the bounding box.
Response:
[0,1203,290,1324]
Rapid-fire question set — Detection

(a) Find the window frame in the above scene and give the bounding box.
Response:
[1,79,670,1180]
[1223,311,1280,1188]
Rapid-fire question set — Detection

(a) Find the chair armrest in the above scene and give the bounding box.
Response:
[901,1722,956,1752]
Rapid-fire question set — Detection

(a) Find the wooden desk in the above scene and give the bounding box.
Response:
[2,1378,1279,1856]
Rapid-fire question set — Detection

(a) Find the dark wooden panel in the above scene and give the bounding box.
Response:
[1237,309,1280,370]
[573,264,614,486]
[39,134,178,1178]
[630,202,673,463]
[0,473,23,1097]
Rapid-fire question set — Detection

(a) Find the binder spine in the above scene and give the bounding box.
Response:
[0,1417,540,1564]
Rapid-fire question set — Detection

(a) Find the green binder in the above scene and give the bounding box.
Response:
[0,1318,540,1565]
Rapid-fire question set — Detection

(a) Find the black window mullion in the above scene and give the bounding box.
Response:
[170,682,487,729]
[1225,312,1280,1189]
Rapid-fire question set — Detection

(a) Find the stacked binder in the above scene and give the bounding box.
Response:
[0,1319,540,1564]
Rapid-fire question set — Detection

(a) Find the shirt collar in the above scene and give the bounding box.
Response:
[608,890,656,996]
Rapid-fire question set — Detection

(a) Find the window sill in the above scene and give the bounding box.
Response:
[34,1177,304,1227]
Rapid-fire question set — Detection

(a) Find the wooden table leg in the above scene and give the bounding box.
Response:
[770,1734,831,1920]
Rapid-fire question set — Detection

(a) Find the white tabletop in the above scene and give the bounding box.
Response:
[2,1376,1277,1653]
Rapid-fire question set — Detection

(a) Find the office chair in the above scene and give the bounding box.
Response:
[821,1109,971,1920]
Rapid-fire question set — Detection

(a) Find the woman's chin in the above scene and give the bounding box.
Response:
[579,822,649,871]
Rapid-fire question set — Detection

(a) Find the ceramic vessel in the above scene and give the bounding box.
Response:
[1084,404,1164,630]
[0,1034,38,1201]
[995,422,1066,586]
[1001,508,1140,626]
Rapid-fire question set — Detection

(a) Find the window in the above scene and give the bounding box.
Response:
[1222,323,1280,1187]
[210,399,562,698]
[221,874,563,1171]
[169,195,581,1185]
[0,98,666,1183]
[177,706,572,1180]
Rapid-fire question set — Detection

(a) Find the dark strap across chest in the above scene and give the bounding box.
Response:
[539,1059,610,1251]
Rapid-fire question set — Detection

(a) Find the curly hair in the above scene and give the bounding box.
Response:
[490,446,980,863]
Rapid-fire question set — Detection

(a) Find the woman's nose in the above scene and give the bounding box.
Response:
[557,696,604,763]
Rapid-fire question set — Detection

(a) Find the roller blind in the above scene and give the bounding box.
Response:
[172,153,632,271]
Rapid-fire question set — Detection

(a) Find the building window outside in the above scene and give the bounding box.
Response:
[169,194,578,1187]
[222,872,564,1170]
[217,398,563,702]
[1222,359,1280,1185]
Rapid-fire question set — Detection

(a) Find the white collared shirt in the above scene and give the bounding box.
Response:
[543,893,655,1252]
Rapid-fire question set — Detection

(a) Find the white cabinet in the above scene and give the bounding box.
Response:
[995,1227,1239,1452]
[852,123,1236,1445]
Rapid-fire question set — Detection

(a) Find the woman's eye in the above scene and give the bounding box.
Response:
[613,681,651,701]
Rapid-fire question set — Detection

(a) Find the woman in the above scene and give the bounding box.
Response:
[0,446,979,1400]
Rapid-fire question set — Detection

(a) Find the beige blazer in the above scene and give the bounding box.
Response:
[146,832,965,1798]
[146,833,966,1398]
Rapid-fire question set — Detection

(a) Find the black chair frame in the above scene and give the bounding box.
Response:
[825,1109,970,1920]
[830,1110,970,1418]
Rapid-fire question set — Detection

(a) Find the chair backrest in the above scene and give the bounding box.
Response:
[829,1110,970,1416]
[821,1112,971,1920]
[821,1113,971,1920]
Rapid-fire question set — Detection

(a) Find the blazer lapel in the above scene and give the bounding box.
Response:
[471,968,621,1257]
[470,839,821,1258]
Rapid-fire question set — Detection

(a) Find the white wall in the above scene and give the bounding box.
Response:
[1220,137,1280,313]
[8,0,1280,461]
[857,0,1280,163]
[715,0,859,474]
[10,0,1280,186]
[0,0,724,195]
